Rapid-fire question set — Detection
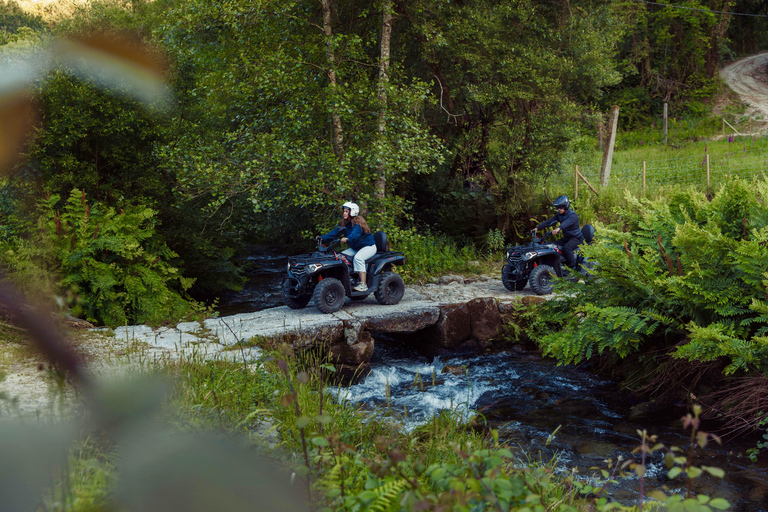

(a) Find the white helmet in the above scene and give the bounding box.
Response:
[342,202,359,217]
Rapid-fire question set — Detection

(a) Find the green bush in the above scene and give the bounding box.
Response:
[389,228,482,283]
[538,178,768,377]
[1,189,198,326]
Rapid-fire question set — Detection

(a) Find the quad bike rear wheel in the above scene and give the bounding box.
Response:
[529,265,554,295]
[375,272,405,305]
[282,279,311,309]
[313,278,346,313]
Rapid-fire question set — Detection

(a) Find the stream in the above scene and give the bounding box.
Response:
[218,254,768,511]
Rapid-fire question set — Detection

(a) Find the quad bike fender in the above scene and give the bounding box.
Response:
[535,254,563,277]
[369,253,406,275]
[317,266,352,294]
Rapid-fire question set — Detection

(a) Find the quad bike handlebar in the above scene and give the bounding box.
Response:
[316,237,343,252]
[530,229,554,244]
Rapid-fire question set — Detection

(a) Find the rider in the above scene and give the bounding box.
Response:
[534,195,584,271]
[320,202,377,292]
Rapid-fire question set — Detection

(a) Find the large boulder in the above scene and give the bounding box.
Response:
[364,306,441,333]
[421,303,472,349]
[497,302,518,325]
[467,298,502,342]
[329,330,374,366]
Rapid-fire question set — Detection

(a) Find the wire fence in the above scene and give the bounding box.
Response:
[559,146,768,196]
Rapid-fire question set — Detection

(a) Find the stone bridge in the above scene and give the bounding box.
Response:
[110,276,547,378]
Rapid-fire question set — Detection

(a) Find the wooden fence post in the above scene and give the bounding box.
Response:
[663,103,668,145]
[574,165,579,200]
[600,105,619,188]
[706,153,710,194]
[642,161,646,195]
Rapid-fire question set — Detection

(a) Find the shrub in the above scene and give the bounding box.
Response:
[1,189,198,326]
[539,179,768,375]
[388,228,482,283]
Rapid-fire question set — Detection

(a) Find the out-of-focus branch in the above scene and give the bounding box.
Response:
[0,276,89,387]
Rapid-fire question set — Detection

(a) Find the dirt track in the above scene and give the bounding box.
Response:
[720,52,768,124]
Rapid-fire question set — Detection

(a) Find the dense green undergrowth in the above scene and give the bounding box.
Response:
[536,177,768,431]
[0,189,202,327]
[164,349,732,512]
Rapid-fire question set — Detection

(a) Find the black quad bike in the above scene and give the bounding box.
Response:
[501,224,595,295]
[281,231,407,314]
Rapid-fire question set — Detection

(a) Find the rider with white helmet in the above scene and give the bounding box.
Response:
[320,202,377,291]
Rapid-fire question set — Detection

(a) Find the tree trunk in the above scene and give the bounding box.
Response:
[374,0,393,200]
[705,1,732,78]
[322,0,344,159]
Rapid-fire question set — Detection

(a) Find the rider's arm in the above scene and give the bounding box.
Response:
[345,224,362,246]
[536,216,557,230]
[321,225,343,243]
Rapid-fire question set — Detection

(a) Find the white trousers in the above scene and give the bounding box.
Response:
[343,245,377,273]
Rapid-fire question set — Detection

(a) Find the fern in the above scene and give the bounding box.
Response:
[2,189,198,326]
[537,178,768,378]
[364,478,410,512]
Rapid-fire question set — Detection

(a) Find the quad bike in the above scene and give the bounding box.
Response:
[501,225,595,295]
[281,231,406,314]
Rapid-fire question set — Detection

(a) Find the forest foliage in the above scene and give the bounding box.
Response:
[0,0,766,324]
[536,178,768,424]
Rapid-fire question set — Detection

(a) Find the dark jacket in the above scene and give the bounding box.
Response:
[537,209,584,242]
[322,222,375,251]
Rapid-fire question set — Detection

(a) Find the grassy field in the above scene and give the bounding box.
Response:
[552,130,768,199]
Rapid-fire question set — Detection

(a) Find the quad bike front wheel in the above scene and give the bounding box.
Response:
[282,279,311,309]
[375,272,405,305]
[529,265,554,295]
[313,278,346,313]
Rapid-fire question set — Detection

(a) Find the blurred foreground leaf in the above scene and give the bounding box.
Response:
[52,33,171,109]
[114,429,305,512]
[0,93,36,172]
[0,421,74,512]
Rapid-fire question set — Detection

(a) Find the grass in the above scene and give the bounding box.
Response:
[0,320,38,370]
[551,126,768,206]
[0,322,735,511]
[390,228,501,284]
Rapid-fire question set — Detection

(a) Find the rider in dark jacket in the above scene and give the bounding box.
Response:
[535,195,584,270]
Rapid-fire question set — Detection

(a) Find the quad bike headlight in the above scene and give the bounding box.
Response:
[523,251,537,260]
[308,263,323,273]
[506,250,511,259]
[286,263,291,272]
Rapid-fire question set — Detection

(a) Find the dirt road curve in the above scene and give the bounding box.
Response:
[721,52,768,120]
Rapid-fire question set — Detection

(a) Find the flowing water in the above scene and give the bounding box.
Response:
[220,254,768,511]
[335,338,768,511]
[215,249,286,317]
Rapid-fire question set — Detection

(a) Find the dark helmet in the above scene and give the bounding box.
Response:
[553,195,570,211]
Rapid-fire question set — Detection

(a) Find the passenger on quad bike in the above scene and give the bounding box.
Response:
[282,210,407,314]
[534,195,584,273]
[320,202,376,292]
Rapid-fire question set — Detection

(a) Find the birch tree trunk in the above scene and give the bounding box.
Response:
[322,0,344,159]
[374,0,392,200]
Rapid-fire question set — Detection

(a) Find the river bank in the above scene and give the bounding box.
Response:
[1,274,766,510]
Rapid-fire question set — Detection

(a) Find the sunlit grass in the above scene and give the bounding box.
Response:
[554,133,768,196]
[15,0,95,21]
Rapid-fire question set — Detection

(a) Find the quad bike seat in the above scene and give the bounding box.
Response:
[339,231,392,272]
[365,231,394,272]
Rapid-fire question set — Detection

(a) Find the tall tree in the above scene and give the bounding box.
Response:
[322,0,345,159]
[396,0,625,236]
[374,0,393,200]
